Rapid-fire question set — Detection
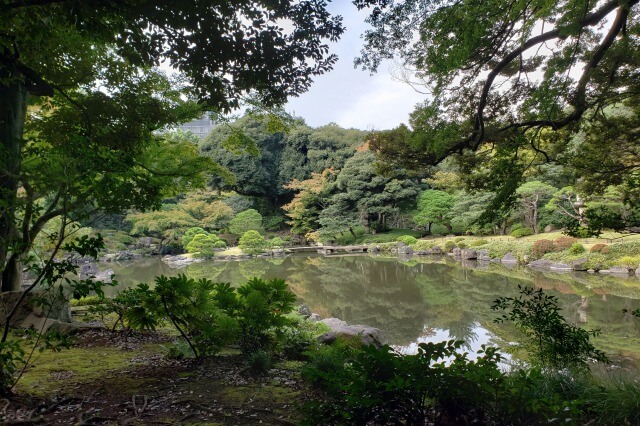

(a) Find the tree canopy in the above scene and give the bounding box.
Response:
[0,1,346,291]
[357,0,639,214]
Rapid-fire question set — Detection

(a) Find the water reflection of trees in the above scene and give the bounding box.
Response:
[285,256,429,345]
[106,255,640,364]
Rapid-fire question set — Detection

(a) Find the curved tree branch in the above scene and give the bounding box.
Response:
[473,0,633,147]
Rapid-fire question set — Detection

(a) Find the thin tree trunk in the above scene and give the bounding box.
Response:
[0,75,28,292]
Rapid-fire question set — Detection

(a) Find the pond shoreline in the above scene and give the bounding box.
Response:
[93,242,640,281]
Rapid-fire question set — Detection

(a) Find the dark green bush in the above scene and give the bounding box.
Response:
[280,326,316,360]
[302,340,571,425]
[469,239,488,247]
[154,275,237,358]
[87,283,160,332]
[214,277,296,354]
[246,350,273,375]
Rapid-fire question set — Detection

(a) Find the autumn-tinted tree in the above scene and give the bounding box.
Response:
[283,168,338,235]
[126,205,198,251]
[177,191,234,231]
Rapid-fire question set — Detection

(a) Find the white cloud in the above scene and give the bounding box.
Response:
[285,3,425,130]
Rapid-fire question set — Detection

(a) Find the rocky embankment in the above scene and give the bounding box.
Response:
[296,305,387,348]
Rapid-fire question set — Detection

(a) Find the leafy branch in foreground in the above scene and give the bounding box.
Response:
[0,234,113,395]
[492,286,608,370]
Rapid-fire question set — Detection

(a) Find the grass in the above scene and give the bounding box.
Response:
[217,246,244,256]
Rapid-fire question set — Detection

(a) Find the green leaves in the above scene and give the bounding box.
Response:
[492,286,609,370]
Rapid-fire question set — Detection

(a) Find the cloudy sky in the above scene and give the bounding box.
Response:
[285,2,426,131]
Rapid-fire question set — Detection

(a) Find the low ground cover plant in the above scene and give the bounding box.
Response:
[301,286,622,425]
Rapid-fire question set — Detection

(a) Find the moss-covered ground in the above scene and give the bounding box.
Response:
[3,330,313,425]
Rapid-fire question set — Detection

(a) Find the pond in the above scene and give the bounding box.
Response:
[100,254,640,370]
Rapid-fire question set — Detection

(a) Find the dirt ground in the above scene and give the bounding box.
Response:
[2,330,314,425]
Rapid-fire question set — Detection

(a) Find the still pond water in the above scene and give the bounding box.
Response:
[101,254,640,369]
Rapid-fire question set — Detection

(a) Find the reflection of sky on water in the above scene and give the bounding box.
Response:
[395,324,511,361]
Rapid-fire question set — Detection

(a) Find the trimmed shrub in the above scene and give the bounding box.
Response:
[511,228,534,238]
[555,236,577,251]
[229,209,263,236]
[532,239,556,258]
[186,233,226,257]
[568,243,586,254]
[182,227,208,248]
[269,237,285,249]
[396,235,418,245]
[238,230,267,254]
[457,242,468,249]
[590,243,609,254]
[454,237,465,243]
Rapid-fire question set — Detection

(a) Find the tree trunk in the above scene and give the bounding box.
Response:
[0,75,28,292]
[444,222,452,234]
[2,254,22,292]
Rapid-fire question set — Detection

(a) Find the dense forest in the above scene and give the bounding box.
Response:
[101,109,640,259]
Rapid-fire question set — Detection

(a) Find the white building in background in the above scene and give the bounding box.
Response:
[176,115,215,139]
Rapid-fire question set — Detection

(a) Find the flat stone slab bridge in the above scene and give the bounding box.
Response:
[285,245,369,255]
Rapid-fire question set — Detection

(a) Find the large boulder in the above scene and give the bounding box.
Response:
[162,254,205,268]
[78,263,99,279]
[297,305,312,318]
[0,290,100,334]
[501,253,518,264]
[397,243,413,255]
[0,290,71,325]
[528,259,553,269]
[429,246,444,255]
[319,318,387,347]
[549,262,572,271]
[609,266,632,276]
[571,258,589,271]
[476,249,491,261]
[460,249,477,260]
